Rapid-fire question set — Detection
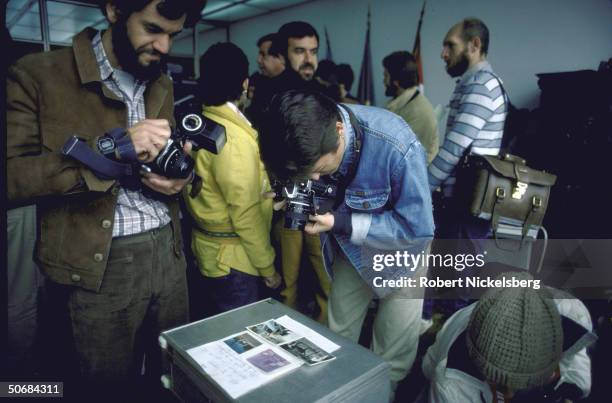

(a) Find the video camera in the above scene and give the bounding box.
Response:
[272,179,337,230]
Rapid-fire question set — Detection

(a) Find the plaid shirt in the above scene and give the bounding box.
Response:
[92,32,171,237]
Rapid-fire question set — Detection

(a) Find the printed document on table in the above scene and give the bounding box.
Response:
[187,331,301,399]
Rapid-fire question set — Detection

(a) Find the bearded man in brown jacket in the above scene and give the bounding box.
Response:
[6,0,205,399]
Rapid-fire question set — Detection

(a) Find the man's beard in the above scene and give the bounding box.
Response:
[112,19,166,81]
[298,62,316,80]
[446,51,470,78]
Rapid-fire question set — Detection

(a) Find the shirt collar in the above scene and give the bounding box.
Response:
[385,86,419,112]
[92,31,146,87]
[92,31,113,81]
[331,105,356,182]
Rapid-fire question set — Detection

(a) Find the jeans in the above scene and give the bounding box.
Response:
[204,269,264,315]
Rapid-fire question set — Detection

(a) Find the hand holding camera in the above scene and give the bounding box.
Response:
[270,179,337,231]
[76,111,225,194]
[304,213,335,235]
[127,119,172,163]
[141,141,194,196]
[139,112,226,179]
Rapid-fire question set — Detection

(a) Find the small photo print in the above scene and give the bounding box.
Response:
[246,349,291,373]
[247,320,298,345]
[223,332,262,354]
[281,338,335,365]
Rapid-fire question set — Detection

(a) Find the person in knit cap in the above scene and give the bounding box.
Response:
[422,272,596,402]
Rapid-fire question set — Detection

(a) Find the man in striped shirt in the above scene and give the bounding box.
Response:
[429,18,506,198]
[427,18,507,318]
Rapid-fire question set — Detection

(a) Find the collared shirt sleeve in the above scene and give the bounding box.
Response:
[350,140,434,252]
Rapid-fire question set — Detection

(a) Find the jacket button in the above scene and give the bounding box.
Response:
[94,253,103,262]
[111,187,119,195]
[71,274,81,282]
[102,219,112,229]
[362,201,371,209]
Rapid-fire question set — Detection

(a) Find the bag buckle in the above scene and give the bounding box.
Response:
[532,196,542,208]
[512,181,528,200]
[495,187,506,199]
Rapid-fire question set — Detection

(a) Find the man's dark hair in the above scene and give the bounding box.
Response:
[461,17,489,55]
[99,0,206,27]
[315,59,338,84]
[199,42,248,106]
[259,90,340,179]
[257,33,281,57]
[336,64,354,91]
[382,51,418,89]
[273,21,319,59]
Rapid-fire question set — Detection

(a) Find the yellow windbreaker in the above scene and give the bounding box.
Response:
[184,103,275,278]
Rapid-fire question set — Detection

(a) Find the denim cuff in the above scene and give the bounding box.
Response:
[332,211,352,236]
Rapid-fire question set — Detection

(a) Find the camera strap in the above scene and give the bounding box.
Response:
[333,104,364,208]
[61,135,134,180]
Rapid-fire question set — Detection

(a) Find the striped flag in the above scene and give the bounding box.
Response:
[357,6,374,105]
[413,0,426,87]
[324,26,334,61]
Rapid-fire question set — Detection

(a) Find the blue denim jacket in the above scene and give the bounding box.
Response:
[321,104,435,297]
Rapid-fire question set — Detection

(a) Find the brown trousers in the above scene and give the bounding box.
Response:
[274,218,331,324]
[68,224,188,400]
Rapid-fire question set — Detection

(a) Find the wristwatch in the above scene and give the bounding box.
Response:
[97,135,117,160]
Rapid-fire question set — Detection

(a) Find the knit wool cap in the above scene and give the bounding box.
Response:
[465,272,563,391]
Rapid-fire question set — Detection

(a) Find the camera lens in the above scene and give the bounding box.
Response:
[144,139,194,179]
[181,114,203,132]
[161,149,194,178]
[284,191,312,230]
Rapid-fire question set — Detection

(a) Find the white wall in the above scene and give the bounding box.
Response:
[173,0,612,109]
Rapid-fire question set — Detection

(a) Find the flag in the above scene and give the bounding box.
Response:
[324,26,334,61]
[413,0,426,86]
[357,6,374,105]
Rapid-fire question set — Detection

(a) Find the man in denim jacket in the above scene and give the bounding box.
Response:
[260,91,434,396]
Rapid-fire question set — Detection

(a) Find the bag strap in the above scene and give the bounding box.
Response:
[463,71,510,159]
[487,70,510,110]
[522,196,544,238]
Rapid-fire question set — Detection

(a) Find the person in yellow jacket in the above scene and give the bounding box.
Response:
[185,42,281,314]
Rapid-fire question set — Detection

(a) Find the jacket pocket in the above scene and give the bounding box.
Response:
[192,236,231,277]
[344,188,390,213]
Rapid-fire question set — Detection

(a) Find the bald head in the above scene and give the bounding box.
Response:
[441,18,489,77]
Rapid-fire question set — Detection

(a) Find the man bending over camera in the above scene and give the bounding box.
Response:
[259,91,435,399]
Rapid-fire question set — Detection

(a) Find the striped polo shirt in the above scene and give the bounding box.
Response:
[428,61,507,196]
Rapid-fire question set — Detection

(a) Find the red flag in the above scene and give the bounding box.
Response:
[413,0,426,85]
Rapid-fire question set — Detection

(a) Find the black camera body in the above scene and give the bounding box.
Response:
[273,179,337,230]
[141,112,226,179]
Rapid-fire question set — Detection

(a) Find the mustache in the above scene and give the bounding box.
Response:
[299,63,315,70]
[137,48,165,58]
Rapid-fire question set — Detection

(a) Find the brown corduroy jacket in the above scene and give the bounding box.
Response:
[6,28,183,292]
